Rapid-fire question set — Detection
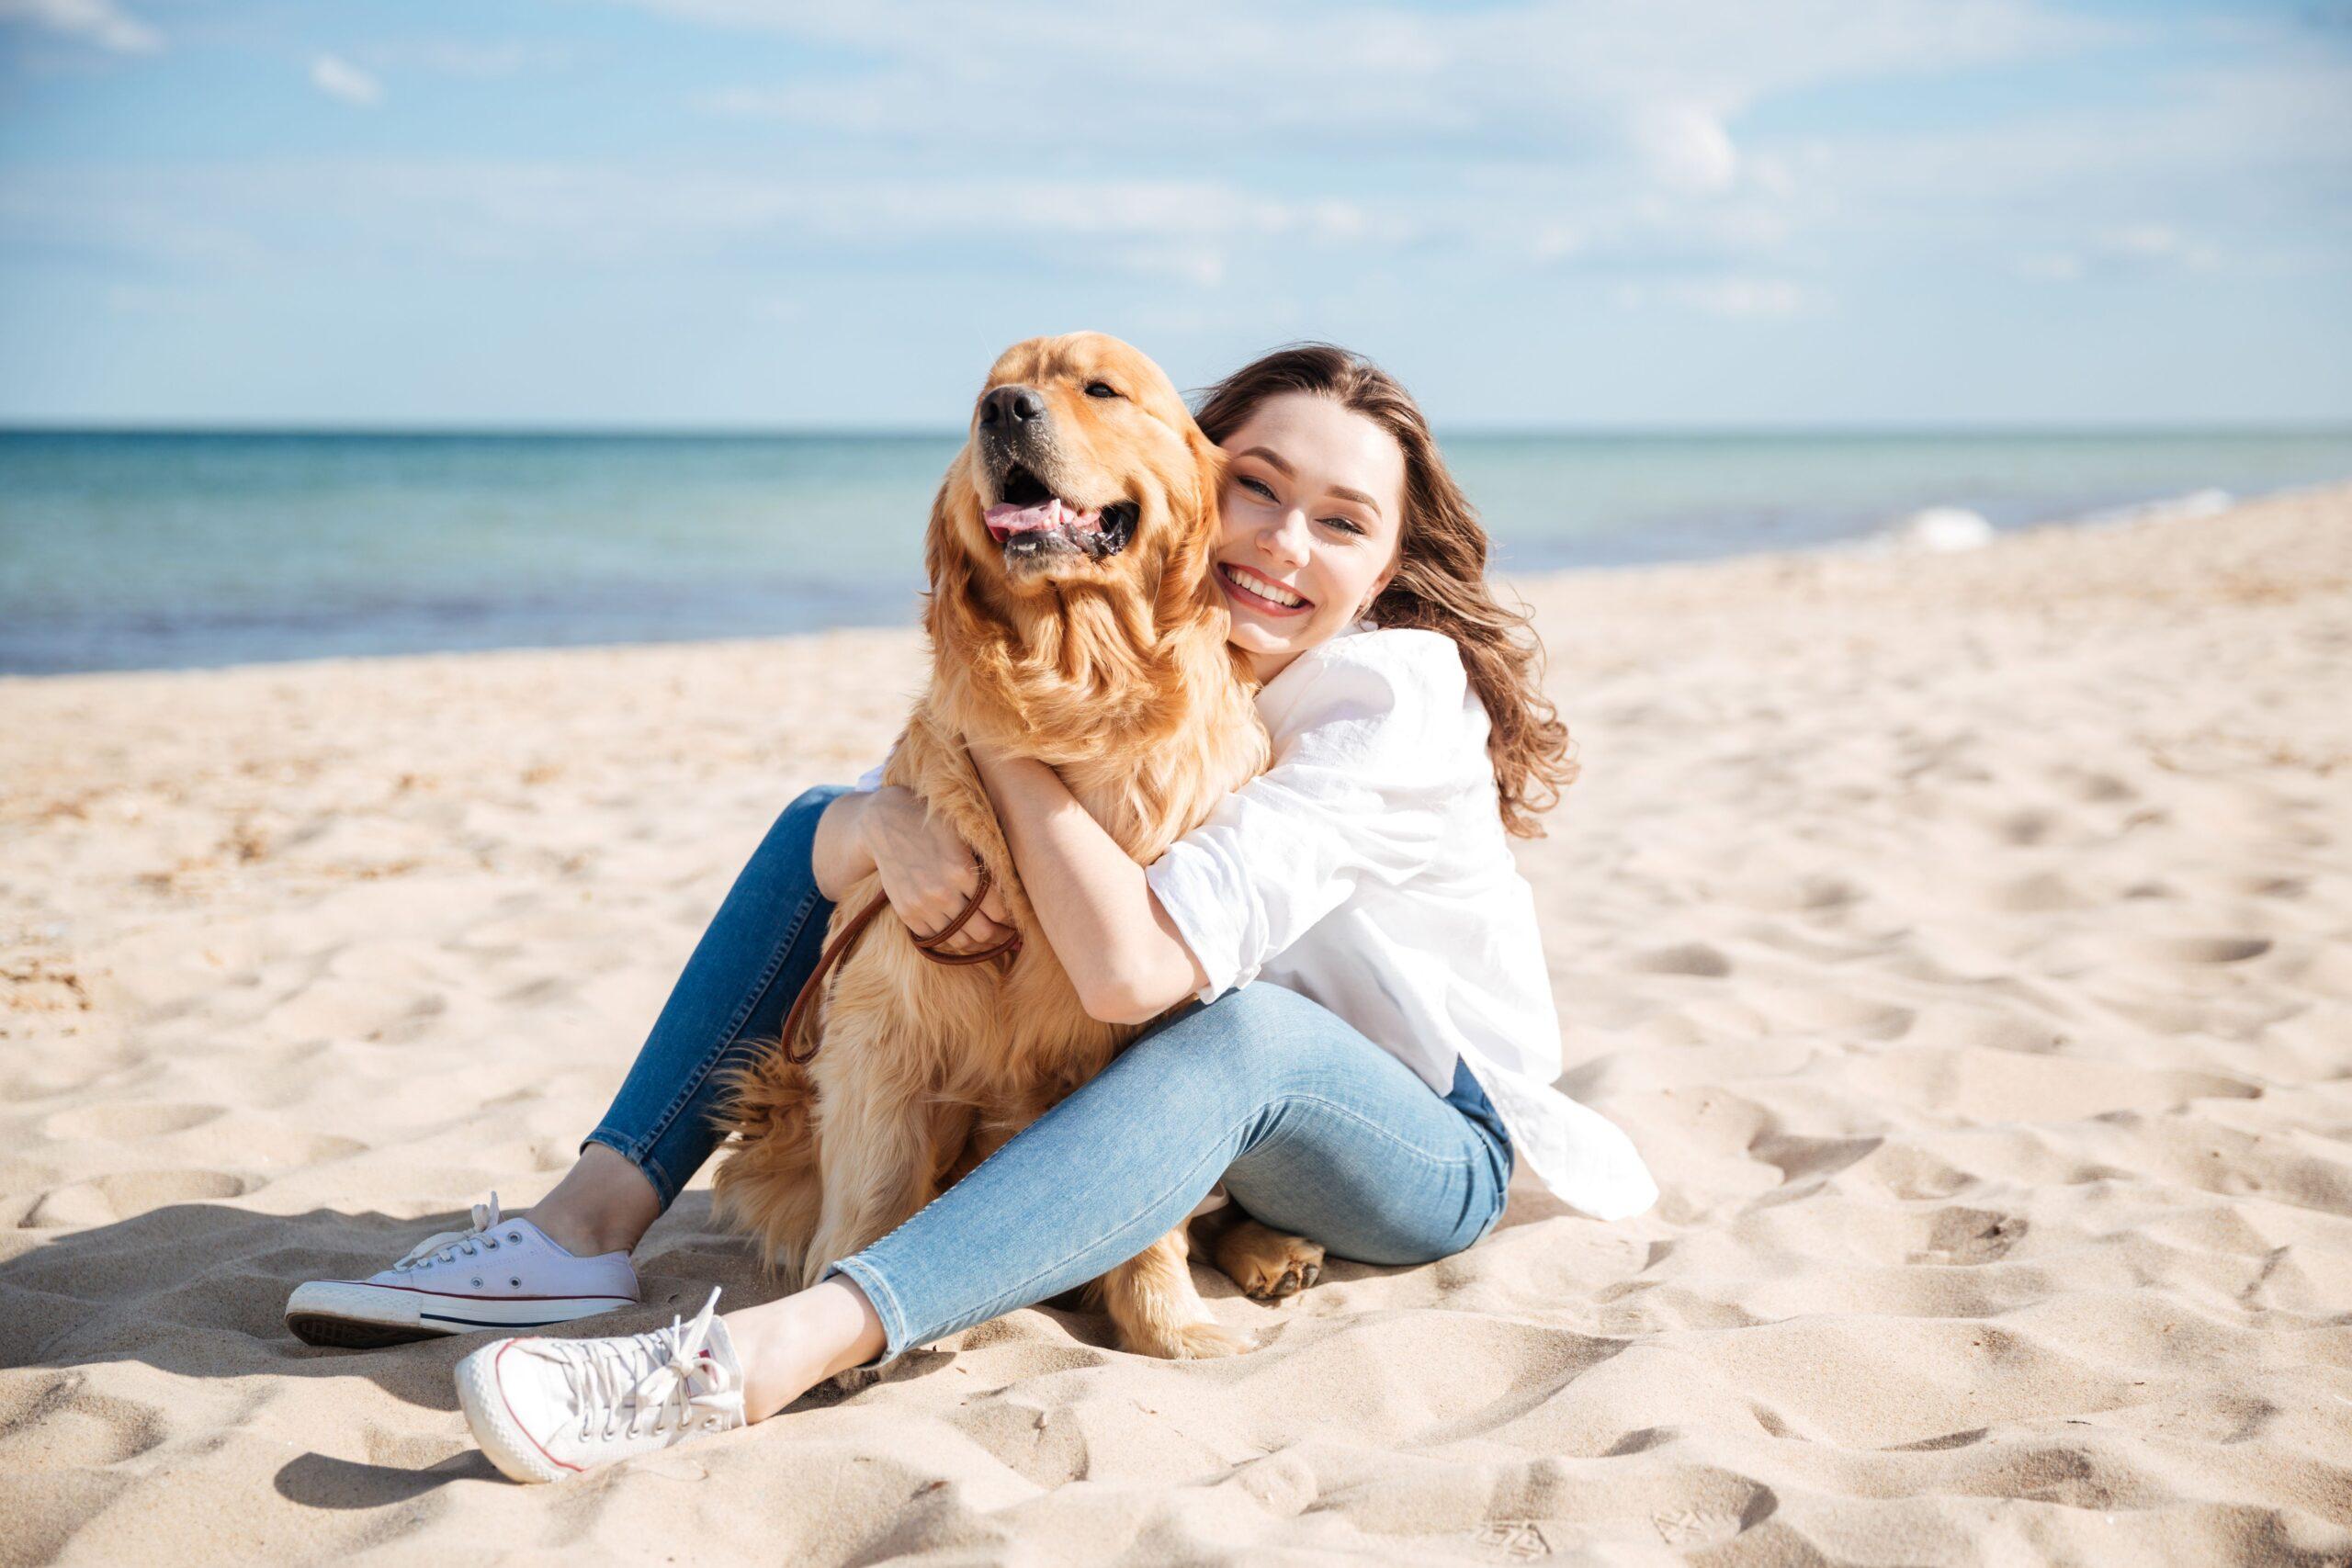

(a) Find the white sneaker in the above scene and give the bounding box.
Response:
[285,1192,639,1348]
[455,1286,747,1483]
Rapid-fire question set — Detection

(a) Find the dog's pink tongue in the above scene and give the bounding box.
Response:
[984,498,1104,543]
[985,502,1058,540]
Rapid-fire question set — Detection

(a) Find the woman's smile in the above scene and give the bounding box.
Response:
[1217,560,1313,617]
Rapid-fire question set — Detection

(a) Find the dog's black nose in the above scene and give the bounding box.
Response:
[979,385,1046,428]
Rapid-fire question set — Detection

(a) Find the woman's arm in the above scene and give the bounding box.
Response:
[969,747,1209,1026]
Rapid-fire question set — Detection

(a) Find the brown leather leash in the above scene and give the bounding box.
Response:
[778,862,1022,1065]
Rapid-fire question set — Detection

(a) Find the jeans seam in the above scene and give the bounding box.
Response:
[632,881,826,1168]
[1278,1093,1478,1168]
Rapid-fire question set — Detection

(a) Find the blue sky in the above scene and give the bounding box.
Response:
[1,0,2346,429]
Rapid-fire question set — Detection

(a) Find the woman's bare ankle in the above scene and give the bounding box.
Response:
[729,1278,888,1422]
[524,1145,662,1258]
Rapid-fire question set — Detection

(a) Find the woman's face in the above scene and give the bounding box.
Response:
[1211,391,1407,683]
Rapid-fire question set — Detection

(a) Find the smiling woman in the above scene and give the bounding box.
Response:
[1208,392,1408,682]
[1193,343,1579,839]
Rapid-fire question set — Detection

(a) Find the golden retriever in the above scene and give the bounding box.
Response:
[712,332,1285,1358]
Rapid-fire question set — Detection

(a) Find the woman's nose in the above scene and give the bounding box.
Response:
[1260,508,1311,565]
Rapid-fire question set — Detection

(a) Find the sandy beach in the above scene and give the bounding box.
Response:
[4,483,2349,1565]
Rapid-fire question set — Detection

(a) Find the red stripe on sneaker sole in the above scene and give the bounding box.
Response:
[321,1282,636,1303]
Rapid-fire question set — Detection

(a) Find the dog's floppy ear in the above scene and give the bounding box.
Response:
[1154,423,1227,635]
[922,464,985,656]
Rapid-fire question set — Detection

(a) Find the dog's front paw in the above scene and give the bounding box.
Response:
[1215,1221,1325,1303]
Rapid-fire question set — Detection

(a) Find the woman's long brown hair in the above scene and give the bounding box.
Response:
[1193,344,1577,838]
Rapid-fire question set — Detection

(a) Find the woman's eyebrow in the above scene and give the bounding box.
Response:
[1236,446,1384,517]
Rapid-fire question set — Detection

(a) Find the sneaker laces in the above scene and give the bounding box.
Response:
[393,1192,507,1271]
[548,1287,743,1443]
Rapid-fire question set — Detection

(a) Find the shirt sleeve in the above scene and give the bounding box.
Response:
[1145,632,1477,1003]
[850,736,900,793]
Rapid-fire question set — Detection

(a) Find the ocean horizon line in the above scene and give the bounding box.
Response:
[6,420,2351,443]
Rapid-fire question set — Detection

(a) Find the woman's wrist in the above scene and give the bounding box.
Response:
[812,788,881,900]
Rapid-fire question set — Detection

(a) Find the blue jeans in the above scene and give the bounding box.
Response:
[585,786,1514,1361]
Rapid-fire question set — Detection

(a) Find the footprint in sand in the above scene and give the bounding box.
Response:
[1857,1143,1975,1201]
[0,1377,166,1470]
[1746,986,1915,1041]
[41,1101,225,1141]
[1987,871,2091,913]
[24,1169,253,1227]
[2054,768,2139,804]
[2143,934,2273,964]
[1910,1206,2027,1265]
[1625,942,1734,979]
[1997,808,2059,846]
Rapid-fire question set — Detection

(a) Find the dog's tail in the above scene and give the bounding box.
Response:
[708,1046,823,1280]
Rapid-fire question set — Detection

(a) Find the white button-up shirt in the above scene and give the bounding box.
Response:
[1139,622,1657,1222]
[854,621,1658,1223]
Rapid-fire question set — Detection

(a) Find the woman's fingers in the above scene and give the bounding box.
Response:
[936,914,1017,957]
[910,879,1016,956]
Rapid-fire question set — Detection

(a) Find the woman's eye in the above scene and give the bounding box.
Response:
[1321,516,1365,536]
[1085,381,1122,400]
[1238,476,1277,500]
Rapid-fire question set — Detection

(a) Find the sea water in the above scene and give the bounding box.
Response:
[2,426,2346,674]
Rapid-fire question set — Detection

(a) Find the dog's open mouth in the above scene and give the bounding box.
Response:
[986,465,1139,560]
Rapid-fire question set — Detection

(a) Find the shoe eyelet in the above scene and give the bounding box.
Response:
[472,1277,484,1288]
[484,1237,499,1250]
[507,1232,522,1244]
[510,1277,522,1289]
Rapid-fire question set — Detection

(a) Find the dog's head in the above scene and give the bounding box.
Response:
[927,333,1221,622]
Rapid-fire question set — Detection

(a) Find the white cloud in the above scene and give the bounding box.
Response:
[673,0,2115,301]
[0,0,160,53]
[2103,224,2219,269]
[1114,243,1228,288]
[2017,224,2223,283]
[1531,221,1586,262]
[1633,102,1741,195]
[2016,252,2086,283]
[681,0,2105,176]
[0,162,1388,284]
[311,54,383,107]
[1613,276,1816,317]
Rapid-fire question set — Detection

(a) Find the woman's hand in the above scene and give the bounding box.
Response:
[856,784,1016,956]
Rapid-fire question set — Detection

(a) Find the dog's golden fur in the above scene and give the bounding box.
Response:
[712,333,1272,1357]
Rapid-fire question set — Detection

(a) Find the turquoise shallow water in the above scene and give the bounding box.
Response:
[2,427,2346,674]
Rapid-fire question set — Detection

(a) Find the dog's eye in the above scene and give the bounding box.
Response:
[1084,381,1123,400]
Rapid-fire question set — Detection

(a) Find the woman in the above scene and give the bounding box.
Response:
[286,344,1658,1483]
